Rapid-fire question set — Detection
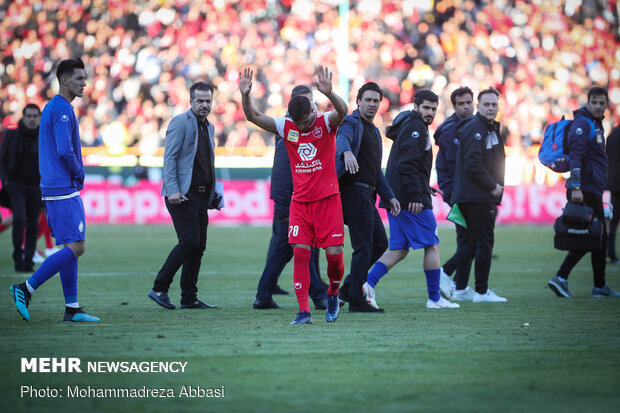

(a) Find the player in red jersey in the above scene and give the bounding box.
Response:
[240,66,348,325]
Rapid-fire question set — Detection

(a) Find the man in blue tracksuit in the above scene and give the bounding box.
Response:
[9,58,99,322]
[548,86,619,298]
[435,87,475,301]
[336,82,400,312]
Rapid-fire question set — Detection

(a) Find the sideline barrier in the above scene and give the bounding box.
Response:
[80,179,569,225]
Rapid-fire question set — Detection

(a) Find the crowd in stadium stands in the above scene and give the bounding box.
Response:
[0,0,618,157]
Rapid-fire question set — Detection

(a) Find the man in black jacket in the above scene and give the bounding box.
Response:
[336,82,400,313]
[365,89,459,310]
[0,104,42,272]
[548,87,619,297]
[435,87,475,301]
[451,88,506,302]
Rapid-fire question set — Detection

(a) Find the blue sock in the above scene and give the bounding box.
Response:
[425,268,441,301]
[27,247,75,290]
[367,261,388,288]
[59,254,78,305]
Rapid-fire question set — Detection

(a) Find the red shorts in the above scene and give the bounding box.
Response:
[288,194,344,248]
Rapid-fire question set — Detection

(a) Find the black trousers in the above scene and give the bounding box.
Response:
[608,191,620,261]
[154,188,209,304]
[7,182,41,269]
[443,221,474,290]
[255,211,326,302]
[557,189,607,287]
[444,203,497,294]
[340,184,388,303]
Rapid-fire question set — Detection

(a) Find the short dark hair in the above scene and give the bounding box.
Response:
[56,58,85,82]
[477,87,500,102]
[356,82,383,102]
[23,103,41,116]
[291,85,312,97]
[414,89,438,106]
[587,86,608,103]
[189,81,214,100]
[450,87,474,105]
[288,95,312,122]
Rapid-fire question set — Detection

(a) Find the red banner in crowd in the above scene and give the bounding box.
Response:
[79,179,569,225]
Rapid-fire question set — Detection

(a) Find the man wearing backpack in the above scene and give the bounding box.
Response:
[548,86,619,298]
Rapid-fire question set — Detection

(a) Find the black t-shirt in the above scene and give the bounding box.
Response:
[341,118,380,187]
[15,131,40,186]
[190,119,212,188]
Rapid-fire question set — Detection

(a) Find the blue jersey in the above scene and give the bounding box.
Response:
[39,95,84,196]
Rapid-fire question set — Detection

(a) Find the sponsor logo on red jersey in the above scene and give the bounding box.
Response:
[297,142,317,161]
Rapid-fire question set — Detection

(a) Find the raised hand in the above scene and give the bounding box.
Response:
[313,66,333,96]
[239,67,254,95]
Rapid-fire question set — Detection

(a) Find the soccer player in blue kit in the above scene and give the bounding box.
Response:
[10,58,99,322]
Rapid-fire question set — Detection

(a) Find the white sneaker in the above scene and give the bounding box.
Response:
[45,247,61,257]
[33,251,46,263]
[362,282,379,309]
[439,268,454,299]
[452,286,475,301]
[426,296,460,309]
[473,289,507,302]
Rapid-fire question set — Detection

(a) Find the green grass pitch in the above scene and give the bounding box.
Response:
[1,224,619,413]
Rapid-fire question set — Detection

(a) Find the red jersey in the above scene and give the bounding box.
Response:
[274,112,339,202]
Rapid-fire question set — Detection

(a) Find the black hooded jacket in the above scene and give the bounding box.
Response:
[380,110,433,209]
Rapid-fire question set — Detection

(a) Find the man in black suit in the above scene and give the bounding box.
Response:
[0,104,42,272]
[148,82,223,310]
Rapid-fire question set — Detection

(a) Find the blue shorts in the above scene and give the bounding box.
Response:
[45,196,86,245]
[388,209,439,250]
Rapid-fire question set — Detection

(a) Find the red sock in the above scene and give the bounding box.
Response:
[326,252,344,296]
[293,247,311,313]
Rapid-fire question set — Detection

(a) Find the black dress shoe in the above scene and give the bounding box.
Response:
[273,285,289,295]
[253,297,285,309]
[348,301,385,313]
[338,285,350,303]
[313,298,327,310]
[180,299,217,309]
[148,290,175,309]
